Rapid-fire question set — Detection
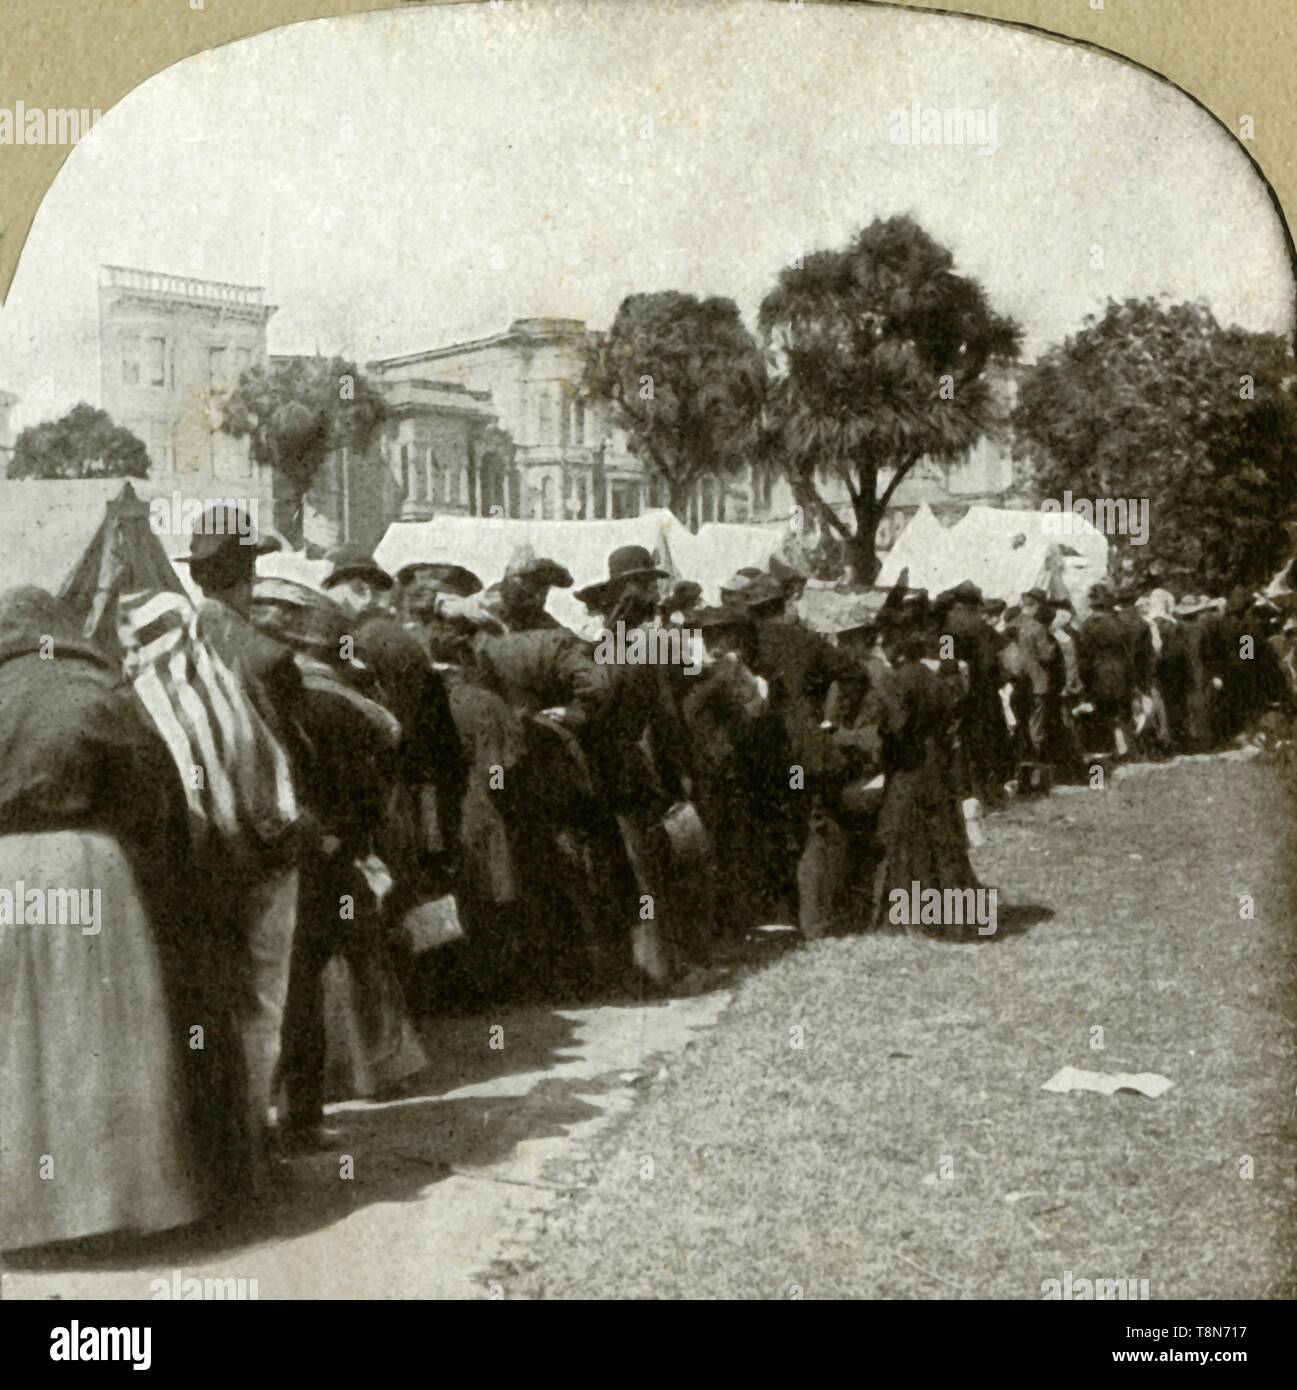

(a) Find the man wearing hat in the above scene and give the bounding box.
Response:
[486,543,574,633]
[175,504,307,1176]
[561,543,692,989]
[1076,583,1138,757]
[322,544,394,620]
[1014,586,1065,770]
[718,567,765,611]
[397,562,492,662]
[249,576,413,1150]
[941,579,1011,801]
[740,574,867,938]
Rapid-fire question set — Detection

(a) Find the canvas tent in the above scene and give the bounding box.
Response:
[0,479,186,652]
[684,521,801,604]
[877,503,1109,614]
[375,509,701,636]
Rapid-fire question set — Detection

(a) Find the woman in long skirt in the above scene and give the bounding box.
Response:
[871,617,982,938]
[0,588,206,1250]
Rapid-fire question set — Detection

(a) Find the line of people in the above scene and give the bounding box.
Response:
[2,500,1288,1253]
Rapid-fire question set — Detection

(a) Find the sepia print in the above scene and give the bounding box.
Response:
[0,0,1293,1327]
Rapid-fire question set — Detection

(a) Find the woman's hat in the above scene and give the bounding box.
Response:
[395,562,483,596]
[574,544,668,608]
[502,543,573,589]
[322,543,393,592]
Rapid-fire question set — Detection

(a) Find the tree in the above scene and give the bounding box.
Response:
[9,402,149,479]
[585,291,766,522]
[1012,298,1297,593]
[221,356,386,544]
[759,215,1020,580]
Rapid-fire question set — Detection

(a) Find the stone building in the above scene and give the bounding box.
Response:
[98,265,277,509]
[370,317,651,523]
[298,370,504,553]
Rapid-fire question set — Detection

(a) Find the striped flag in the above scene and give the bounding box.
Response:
[116,589,299,846]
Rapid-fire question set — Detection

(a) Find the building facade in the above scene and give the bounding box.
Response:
[299,372,504,553]
[98,265,277,505]
[370,317,650,523]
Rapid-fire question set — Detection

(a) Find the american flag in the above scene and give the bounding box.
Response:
[116,589,299,846]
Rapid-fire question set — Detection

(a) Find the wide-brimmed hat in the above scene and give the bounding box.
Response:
[1087,583,1115,611]
[574,544,668,607]
[251,576,352,663]
[174,503,278,566]
[502,543,573,589]
[1021,587,1051,608]
[719,567,767,608]
[1174,593,1215,616]
[322,543,393,592]
[395,562,482,597]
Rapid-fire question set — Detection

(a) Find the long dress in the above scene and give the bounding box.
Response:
[0,832,203,1249]
[0,609,206,1250]
[871,659,980,936]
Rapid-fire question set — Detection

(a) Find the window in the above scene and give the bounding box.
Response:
[537,389,554,444]
[575,399,586,446]
[400,443,409,496]
[121,336,141,387]
[147,337,167,388]
[540,476,555,520]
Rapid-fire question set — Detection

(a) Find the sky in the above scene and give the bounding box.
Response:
[1,0,1292,430]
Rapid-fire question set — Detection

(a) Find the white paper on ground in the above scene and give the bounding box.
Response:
[1041,1065,1173,1099]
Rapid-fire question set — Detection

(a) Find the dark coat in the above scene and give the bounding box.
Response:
[751,619,866,787]
[557,632,694,812]
[943,601,1011,785]
[1077,610,1137,709]
[872,660,975,907]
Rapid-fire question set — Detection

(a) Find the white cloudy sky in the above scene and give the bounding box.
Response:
[1,0,1292,429]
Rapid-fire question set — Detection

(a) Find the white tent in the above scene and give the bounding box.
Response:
[684,521,793,603]
[877,504,1109,612]
[374,509,697,636]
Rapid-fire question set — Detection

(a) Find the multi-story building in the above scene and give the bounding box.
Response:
[0,388,17,477]
[98,265,277,505]
[370,317,651,523]
[297,368,505,552]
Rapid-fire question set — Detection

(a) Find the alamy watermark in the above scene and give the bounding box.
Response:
[0,102,102,146]
[149,492,261,542]
[887,881,998,935]
[0,883,101,934]
[149,1268,260,1300]
[888,102,998,157]
[1040,491,1149,546]
[593,620,703,676]
[1042,1271,1150,1300]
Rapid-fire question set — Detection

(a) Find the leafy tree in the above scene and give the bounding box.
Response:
[222,356,386,543]
[585,291,766,522]
[759,215,1020,579]
[1012,298,1297,592]
[9,402,149,479]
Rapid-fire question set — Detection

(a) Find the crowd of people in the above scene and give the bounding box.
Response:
[1,500,1290,1254]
